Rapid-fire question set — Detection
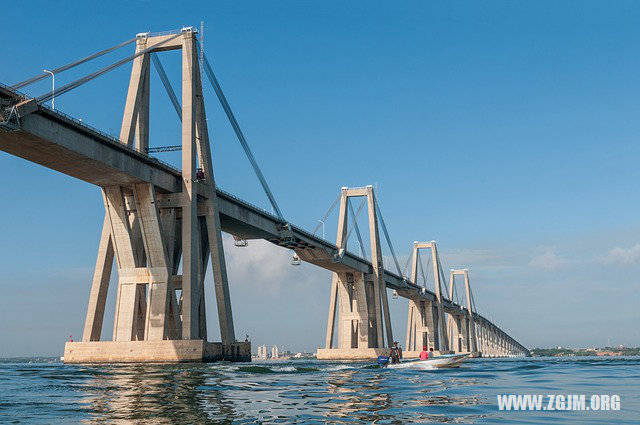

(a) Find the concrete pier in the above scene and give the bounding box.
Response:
[63,341,251,363]
[316,348,388,360]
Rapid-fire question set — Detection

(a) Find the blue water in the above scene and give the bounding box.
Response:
[0,357,638,424]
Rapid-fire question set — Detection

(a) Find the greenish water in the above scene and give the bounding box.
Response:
[0,357,638,423]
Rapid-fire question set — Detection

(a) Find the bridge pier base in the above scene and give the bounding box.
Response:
[316,348,388,360]
[63,340,251,363]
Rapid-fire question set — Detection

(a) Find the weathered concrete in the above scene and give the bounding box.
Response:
[405,241,449,352]
[316,348,388,360]
[63,340,250,363]
[447,269,477,354]
[323,186,393,358]
[70,29,237,363]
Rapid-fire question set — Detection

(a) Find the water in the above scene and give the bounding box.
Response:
[0,357,638,424]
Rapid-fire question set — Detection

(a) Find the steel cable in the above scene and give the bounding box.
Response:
[36,33,181,104]
[200,49,284,221]
[13,37,136,89]
[151,53,181,120]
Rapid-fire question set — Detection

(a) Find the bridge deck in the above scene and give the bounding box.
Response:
[0,83,519,348]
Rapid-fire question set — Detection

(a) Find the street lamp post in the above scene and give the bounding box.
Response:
[318,219,325,240]
[43,69,55,110]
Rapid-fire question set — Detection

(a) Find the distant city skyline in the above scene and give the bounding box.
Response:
[1,0,640,355]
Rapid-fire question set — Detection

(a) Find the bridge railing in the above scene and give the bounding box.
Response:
[149,29,183,37]
[40,103,183,174]
[0,82,31,100]
[1,81,185,176]
[217,188,284,223]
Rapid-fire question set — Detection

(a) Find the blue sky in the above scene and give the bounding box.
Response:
[1,0,640,356]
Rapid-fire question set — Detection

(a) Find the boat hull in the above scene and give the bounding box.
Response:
[386,353,469,369]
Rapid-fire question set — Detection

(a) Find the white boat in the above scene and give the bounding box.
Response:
[384,353,469,369]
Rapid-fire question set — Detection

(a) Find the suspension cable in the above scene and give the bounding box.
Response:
[373,193,403,276]
[343,198,365,250]
[425,253,431,286]
[36,33,181,104]
[453,281,460,304]
[13,37,137,90]
[470,284,477,312]
[436,254,449,299]
[402,251,412,278]
[313,194,340,237]
[418,253,427,286]
[151,53,181,120]
[349,201,367,259]
[200,49,284,221]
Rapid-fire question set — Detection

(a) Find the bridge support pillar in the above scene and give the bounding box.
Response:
[65,29,245,364]
[446,269,479,355]
[405,298,437,353]
[402,241,450,358]
[448,313,467,353]
[317,186,393,360]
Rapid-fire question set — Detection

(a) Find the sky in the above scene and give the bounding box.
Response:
[1,0,640,356]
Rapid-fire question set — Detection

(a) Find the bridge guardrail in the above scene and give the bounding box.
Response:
[1,81,185,176]
[0,82,31,100]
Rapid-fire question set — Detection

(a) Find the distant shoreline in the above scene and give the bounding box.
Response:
[530,347,639,357]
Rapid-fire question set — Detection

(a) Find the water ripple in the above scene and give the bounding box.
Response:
[0,357,638,423]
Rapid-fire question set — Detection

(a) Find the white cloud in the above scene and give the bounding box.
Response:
[441,248,518,270]
[222,235,329,294]
[600,244,640,266]
[529,247,567,271]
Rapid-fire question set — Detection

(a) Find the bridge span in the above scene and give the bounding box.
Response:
[0,28,529,362]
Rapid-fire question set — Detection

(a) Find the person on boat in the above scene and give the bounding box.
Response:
[390,341,402,364]
[419,346,430,360]
[429,347,435,357]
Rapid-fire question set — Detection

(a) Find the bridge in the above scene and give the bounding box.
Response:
[0,28,529,363]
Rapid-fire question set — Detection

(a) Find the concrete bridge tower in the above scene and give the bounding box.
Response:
[317,186,393,360]
[447,269,478,355]
[404,241,450,355]
[64,29,249,363]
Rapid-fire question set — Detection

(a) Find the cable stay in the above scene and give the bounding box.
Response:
[200,49,285,222]
[418,253,427,286]
[342,198,366,251]
[348,201,367,259]
[313,194,340,237]
[373,193,403,277]
[402,250,412,279]
[36,33,182,104]
[436,254,449,299]
[424,254,432,291]
[452,281,460,305]
[469,285,477,312]
[151,53,181,120]
[27,32,286,223]
[12,37,136,90]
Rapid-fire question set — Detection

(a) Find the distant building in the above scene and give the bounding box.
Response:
[257,345,268,359]
[271,345,279,359]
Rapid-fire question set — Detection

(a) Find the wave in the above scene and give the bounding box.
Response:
[236,365,320,374]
